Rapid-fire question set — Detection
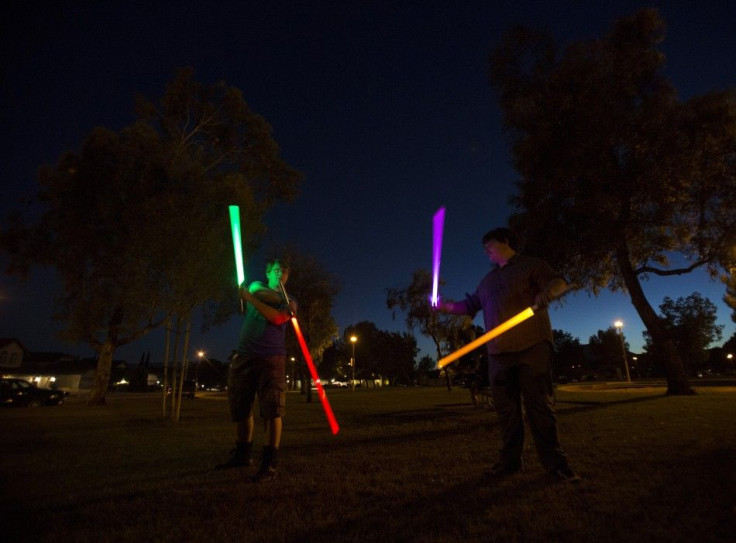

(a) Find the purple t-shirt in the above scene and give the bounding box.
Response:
[236,296,289,357]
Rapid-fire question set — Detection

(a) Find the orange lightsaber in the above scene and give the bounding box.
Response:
[437,307,536,368]
[279,281,339,435]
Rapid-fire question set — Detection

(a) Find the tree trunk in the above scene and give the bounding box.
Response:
[433,338,452,391]
[174,318,191,422]
[87,341,115,405]
[615,246,693,395]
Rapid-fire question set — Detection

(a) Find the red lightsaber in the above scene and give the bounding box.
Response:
[279,282,340,435]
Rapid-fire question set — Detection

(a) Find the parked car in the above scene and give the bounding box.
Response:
[0,378,69,407]
[165,380,198,398]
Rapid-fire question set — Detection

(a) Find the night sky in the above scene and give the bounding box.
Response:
[2,1,735,364]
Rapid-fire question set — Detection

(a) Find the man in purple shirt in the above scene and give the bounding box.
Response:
[216,257,296,483]
[436,227,579,483]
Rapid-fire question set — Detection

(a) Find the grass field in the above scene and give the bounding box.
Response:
[1,384,735,542]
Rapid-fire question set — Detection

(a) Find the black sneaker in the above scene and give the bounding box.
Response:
[549,466,581,484]
[486,461,523,479]
[214,448,253,470]
[251,465,277,483]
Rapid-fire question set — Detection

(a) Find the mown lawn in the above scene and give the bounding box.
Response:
[1,384,735,542]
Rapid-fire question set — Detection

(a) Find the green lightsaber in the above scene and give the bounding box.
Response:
[228,205,245,286]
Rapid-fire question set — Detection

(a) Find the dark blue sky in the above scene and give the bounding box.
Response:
[2,1,735,363]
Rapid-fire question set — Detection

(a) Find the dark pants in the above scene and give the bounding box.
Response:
[488,342,568,472]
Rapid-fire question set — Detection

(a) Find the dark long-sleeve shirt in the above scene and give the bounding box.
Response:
[456,254,562,354]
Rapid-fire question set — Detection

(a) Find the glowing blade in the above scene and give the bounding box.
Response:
[437,307,535,368]
[228,205,245,286]
[431,206,445,307]
[290,317,340,435]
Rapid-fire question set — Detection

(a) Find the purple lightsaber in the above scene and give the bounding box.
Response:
[431,206,445,307]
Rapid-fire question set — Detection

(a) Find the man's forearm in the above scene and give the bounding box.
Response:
[241,291,291,325]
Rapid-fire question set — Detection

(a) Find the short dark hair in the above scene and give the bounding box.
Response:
[482,227,518,250]
[266,257,290,273]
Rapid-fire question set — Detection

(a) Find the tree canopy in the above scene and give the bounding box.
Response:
[588,327,629,379]
[386,269,476,389]
[340,322,418,386]
[1,68,302,404]
[278,247,341,399]
[552,329,586,380]
[644,292,723,375]
[489,9,736,394]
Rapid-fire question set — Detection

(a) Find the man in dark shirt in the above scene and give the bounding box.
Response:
[216,257,296,483]
[436,227,579,483]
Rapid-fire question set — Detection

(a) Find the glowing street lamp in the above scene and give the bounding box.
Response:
[195,350,210,382]
[614,320,632,383]
[350,335,358,391]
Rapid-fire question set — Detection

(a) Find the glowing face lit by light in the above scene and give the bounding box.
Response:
[266,262,289,289]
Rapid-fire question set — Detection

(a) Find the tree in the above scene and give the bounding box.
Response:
[386,269,475,390]
[380,331,418,385]
[644,292,723,375]
[339,322,417,386]
[342,321,384,386]
[278,248,340,401]
[416,354,436,377]
[720,333,736,375]
[489,9,736,394]
[552,329,585,381]
[319,339,349,383]
[723,268,736,323]
[589,327,629,379]
[1,68,301,405]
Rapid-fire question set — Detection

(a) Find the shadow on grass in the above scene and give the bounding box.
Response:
[557,393,668,412]
[294,393,671,457]
[640,447,736,540]
[280,470,573,542]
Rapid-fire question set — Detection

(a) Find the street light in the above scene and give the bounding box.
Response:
[196,350,209,384]
[350,335,358,391]
[614,321,632,382]
[289,356,296,389]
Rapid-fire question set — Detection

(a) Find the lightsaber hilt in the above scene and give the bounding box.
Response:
[278,281,294,316]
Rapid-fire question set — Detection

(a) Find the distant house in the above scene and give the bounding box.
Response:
[0,338,128,393]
